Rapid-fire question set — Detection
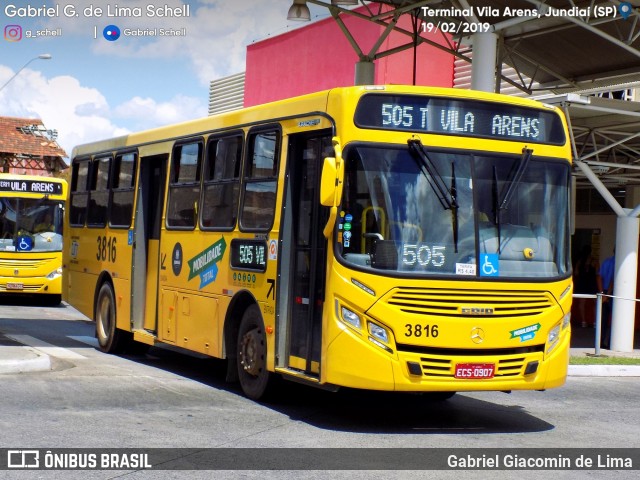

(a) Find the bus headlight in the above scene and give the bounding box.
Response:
[46,267,63,280]
[340,306,362,330]
[368,322,389,344]
[368,321,393,353]
[546,323,561,354]
[562,312,571,330]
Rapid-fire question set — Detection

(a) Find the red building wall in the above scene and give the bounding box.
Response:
[245,7,455,107]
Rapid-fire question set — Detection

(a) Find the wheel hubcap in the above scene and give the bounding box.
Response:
[239,328,262,376]
[98,297,112,337]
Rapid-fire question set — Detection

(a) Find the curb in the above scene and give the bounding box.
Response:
[568,365,640,377]
[1,345,639,377]
[0,346,51,374]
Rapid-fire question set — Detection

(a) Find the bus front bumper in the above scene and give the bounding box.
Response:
[325,322,570,392]
[0,273,62,295]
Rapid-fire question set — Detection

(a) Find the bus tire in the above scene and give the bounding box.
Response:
[95,282,124,354]
[237,304,271,400]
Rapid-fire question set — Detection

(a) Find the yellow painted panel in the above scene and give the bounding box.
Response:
[176,292,220,357]
[143,239,160,331]
[160,289,177,344]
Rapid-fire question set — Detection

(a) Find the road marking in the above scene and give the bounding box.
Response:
[68,336,99,348]
[7,335,87,360]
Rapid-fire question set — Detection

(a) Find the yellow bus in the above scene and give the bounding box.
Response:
[0,174,67,305]
[64,86,572,400]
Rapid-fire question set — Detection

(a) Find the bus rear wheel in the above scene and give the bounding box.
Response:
[95,283,124,353]
[237,305,271,400]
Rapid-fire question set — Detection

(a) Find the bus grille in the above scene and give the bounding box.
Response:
[385,287,554,318]
[0,258,53,270]
[419,354,530,378]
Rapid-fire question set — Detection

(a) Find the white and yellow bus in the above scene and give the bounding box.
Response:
[64,86,572,400]
[0,174,66,305]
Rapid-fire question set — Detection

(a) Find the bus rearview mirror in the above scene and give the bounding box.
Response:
[320,156,337,207]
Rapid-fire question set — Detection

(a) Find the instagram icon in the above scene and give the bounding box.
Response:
[4,24,22,41]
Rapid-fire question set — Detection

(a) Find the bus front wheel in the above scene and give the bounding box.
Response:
[95,283,124,353]
[237,305,271,400]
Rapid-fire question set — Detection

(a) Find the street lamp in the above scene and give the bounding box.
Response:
[0,54,52,92]
[287,0,311,21]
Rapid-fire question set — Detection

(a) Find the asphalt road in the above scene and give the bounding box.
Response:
[0,299,638,479]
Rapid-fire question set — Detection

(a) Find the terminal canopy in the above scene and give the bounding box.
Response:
[307,0,640,179]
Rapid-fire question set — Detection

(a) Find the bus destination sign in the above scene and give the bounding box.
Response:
[354,94,566,145]
[230,239,267,272]
[0,179,63,195]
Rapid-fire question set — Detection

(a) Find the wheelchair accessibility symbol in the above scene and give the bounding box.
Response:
[480,253,499,277]
[16,235,33,252]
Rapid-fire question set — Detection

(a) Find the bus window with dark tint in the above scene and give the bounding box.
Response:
[167,141,202,228]
[70,159,89,226]
[87,156,111,227]
[110,152,137,228]
[202,135,242,230]
[240,130,279,231]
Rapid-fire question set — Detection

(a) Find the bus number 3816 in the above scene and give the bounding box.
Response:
[96,235,117,262]
[405,324,439,338]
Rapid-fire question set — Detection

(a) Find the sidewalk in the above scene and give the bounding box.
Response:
[0,334,51,374]
[568,323,640,377]
[2,327,639,376]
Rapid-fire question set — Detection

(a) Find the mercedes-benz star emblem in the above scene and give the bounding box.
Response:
[471,327,485,344]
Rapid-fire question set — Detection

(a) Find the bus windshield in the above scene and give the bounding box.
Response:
[0,198,64,253]
[338,144,571,279]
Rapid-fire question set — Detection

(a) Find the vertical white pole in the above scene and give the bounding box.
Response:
[471,32,498,92]
[611,214,639,352]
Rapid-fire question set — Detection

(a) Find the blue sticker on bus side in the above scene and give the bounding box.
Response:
[199,263,219,289]
[128,230,133,245]
[187,237,226,289]
[480,253,499,277]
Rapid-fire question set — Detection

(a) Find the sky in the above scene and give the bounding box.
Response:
[0,0,329,160]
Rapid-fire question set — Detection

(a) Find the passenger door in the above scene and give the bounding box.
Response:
[279,132,332,376]
[131,154,167,333]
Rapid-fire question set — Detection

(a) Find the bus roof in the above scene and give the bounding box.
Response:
[71,85,563,158]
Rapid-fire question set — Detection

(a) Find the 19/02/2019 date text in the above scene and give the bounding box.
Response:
[422,21,491,34]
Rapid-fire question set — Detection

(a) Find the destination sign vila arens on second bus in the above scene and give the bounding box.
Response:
[0,179,62,195]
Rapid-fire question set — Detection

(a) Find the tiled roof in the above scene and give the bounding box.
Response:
[0,116,67,158]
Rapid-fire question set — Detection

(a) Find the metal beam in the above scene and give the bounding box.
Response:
[524,0,640,60]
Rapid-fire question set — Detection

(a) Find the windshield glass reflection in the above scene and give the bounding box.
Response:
[0,198,63,253]
[337,144,570,279]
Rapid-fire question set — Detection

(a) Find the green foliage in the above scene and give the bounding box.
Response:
[570,355,640,365]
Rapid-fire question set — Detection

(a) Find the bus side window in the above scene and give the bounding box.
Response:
[240,129,279,231]
[201,134,242,230]
[167,140,203,229]
[87,155,111,227]
[110,152,137,228]
[70,159,90,226]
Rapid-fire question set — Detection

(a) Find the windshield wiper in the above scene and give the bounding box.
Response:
[408,138,459,251]
[492,147,533,253]
[492,166,501,252]
[450,162,458,252]
[408,138,457,211]
[499,147,533,211]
